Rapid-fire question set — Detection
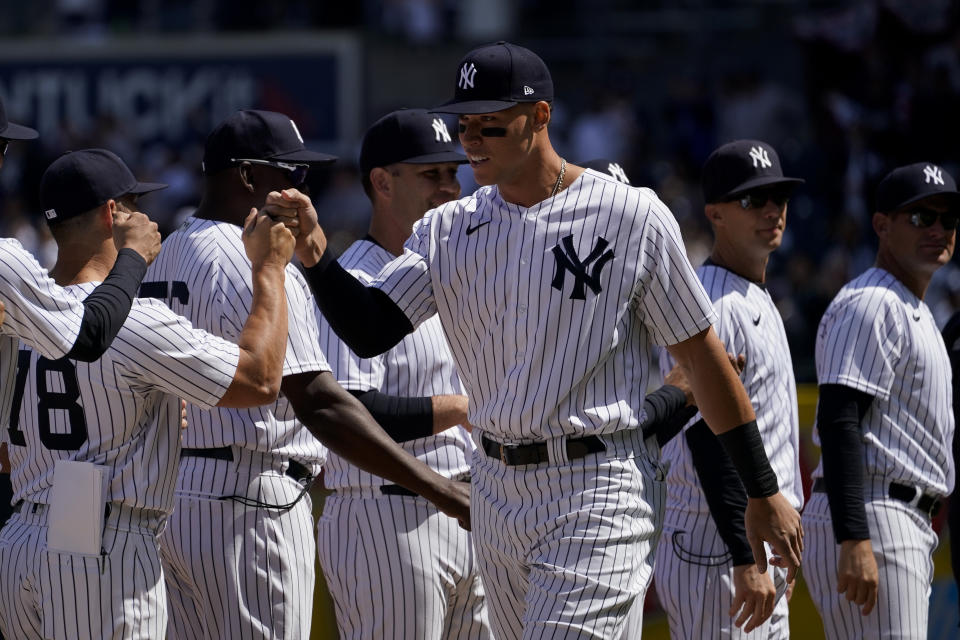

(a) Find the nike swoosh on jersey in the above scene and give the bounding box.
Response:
[465,220,492,235]
[752,314,761,325]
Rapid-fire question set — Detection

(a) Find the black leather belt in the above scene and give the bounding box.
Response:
[812,477,941,519]
[480,434,605,466]
[181,447,313,484]
[380,475,470,498]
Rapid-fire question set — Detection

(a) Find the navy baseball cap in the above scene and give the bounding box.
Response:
[702,140,804,203]
[434,41,553,114]
[0,95,38,140]
[360,109,466,175]
[39,149,167,225]
[202,110,337,175]
[580,158,631,185]
[876,162,960,212]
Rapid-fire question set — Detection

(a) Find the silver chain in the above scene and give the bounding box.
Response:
[550,158,567,197]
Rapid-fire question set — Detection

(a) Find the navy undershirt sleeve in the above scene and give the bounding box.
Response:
[66,249,146,362]
[302,251,413,358]
[349,389,434,444]
[817,383,874,543]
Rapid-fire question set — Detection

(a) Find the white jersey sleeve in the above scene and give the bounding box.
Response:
[370,210,438,330]
[633,192,717,346]
[816,282,901,400]
[0,238,83,359]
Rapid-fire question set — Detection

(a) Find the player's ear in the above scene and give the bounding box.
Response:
[872,211,890,238]
[532,101,551,131]
[704,203,722,226]
[238,162,255,193]
[370,167,392,199]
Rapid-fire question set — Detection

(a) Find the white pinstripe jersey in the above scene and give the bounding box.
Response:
[317,239,473,490]
[370,169,717,442]
[660,263,804,513]
[0,239,88,435]
[145,216,329,472]
[813,267,955,496]
[6,283,239,513]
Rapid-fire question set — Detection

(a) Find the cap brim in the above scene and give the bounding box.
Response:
[402,151,468,165]
[271,149,338,164]
[0,122,39,140]
[128,181,169,195]
[432,99,518,115]
[724,176,805,199]
[888,190,960,211]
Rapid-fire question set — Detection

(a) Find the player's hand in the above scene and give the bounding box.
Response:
[730,352,746,376]
[730,563,776,632]
[242,208,296,269]
[426,477,471,530]
[0,300,5,328]
[261,188,327,267]
[663,363,694,406]
[180,399,189,431]
[745,492,803,582]
[837,539,878,616]
[785,577,796,601]
[112,210,161,265]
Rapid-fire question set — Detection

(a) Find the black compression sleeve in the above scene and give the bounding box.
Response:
[349,389,434,444]
[817,383,874,543]
[65,249,146,362]
[686,419,754,566]
[302,251,413,357]
[640,385,698,447]
[716,420,779,498]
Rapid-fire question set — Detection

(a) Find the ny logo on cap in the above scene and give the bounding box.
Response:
[432,118,452,143]
[459,63,477,90]
[924,164,944,185]
[608,162,630,184]
[289,119,304,144]
[749,146,772,169]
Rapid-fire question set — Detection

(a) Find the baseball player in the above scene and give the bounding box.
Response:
[314,108,490,640]
[266,42,803,638]
[654,140,805,638]
[0,148,295,639]
[150,110,470,640]
[801,162,958,639]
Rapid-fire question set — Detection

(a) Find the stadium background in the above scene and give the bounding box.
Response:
[0,1,958,637]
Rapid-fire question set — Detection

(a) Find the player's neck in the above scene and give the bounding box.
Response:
[875,249,931,300]
[49,241,117,286]
[368,209,408,257]
[195,182,250,226]
[497,148,583,209]
[709,244,769,284]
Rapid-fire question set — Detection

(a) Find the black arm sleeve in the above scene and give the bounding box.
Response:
[640,384,698,447]
[941,311,960,620]
[349,389,434,444]
[65,249,146,362]
[686,419,755,566]
[817,383,874,543]
[302,251,413,358]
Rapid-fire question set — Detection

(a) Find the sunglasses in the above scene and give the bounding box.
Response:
[731,189,790,210]
[905,208,960,231]
[230,158,309,187]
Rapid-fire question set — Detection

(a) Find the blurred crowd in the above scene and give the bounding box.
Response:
[1,0,959,380]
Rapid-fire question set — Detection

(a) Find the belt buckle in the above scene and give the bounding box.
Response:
[499,443,508,464]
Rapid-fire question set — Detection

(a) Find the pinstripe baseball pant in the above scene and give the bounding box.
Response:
[158,455,316,640]
[0,503,167,640]
[470,427,665,640]
[802,490,936,640]
[654,507,789,639]
[317,490,489,639]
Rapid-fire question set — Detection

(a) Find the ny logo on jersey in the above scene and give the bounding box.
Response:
[608,162,630,184]
[432,118,452,143]
[459,63,477,90]
[924,164,944,185]
[551,235,615,300]
[749,145,772,169]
